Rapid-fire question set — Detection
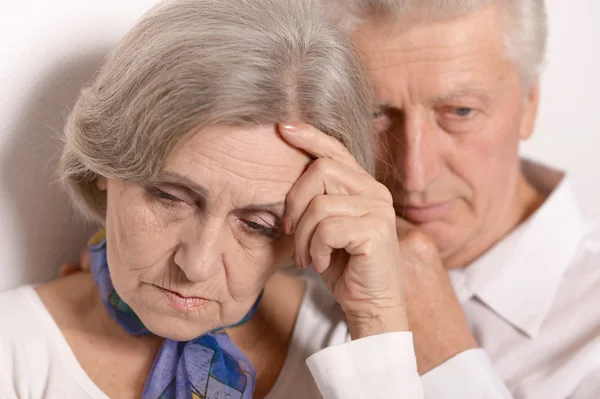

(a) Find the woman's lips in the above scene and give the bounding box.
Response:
[159,287,207,312]
[395,200,455,224]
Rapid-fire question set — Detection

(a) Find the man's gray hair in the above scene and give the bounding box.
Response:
[60,0,374,222]
[335,0,548,86]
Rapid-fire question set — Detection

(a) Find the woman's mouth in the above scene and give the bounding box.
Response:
[158,287,207,312]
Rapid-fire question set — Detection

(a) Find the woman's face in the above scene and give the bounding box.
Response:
[102,124,310,340]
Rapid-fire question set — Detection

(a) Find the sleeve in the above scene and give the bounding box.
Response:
[306,332,423,399]
[421,349,513,399]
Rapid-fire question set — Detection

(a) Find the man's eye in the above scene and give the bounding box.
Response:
[373,113,392,132]
[439,107,476,123]
[455,107,473,117]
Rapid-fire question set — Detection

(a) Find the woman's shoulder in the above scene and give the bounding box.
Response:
[0,284,59,354]
[0,285,45,337]
[263,272,350,399]
[0,280,105,399]
[296,272,349,345]
[0,285,56,395]
[267,269,348,345]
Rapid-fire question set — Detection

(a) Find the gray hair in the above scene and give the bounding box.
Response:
[60,0,374,222]
[334,0,548,86]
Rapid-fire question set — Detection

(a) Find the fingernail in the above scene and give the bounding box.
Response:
[279,123,306,139]
[280,123,298,133]
[295,254,303,269]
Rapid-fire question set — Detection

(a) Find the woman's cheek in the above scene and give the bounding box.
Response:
[226,236,294,299]
[107,192,180,288]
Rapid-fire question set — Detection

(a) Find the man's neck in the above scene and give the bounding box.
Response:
[444,172,546,270]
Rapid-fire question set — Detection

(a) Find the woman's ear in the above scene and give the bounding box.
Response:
[96,177,107,191]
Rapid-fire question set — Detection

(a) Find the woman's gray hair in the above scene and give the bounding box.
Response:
[60,0,374,222]
[334,0,548,86]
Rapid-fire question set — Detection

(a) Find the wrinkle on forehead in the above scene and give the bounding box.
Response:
[165,124,310,204]
[353,4,512,108]
[353,2,506,70]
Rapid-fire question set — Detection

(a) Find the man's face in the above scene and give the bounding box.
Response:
[352,5,540,268]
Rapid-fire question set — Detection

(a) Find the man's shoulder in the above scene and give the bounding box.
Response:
[548,225,600,325]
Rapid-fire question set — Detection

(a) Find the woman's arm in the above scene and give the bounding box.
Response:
[280,123,423,398]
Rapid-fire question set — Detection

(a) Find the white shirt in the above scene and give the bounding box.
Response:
[0,276,423,399]
[422,161,600,399]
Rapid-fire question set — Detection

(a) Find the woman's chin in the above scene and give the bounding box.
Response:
[140,313,218,341]
[130,295,222,341]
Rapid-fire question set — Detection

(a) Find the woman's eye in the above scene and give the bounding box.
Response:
[243,220,281,241]
[148,187,186,207]
[155,189,181,202]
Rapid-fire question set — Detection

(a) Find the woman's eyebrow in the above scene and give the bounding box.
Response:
[159,171,286,218]
[245,202,286,220]
[158,171,209,196]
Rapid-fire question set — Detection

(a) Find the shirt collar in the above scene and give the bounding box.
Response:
[449,160,588,338]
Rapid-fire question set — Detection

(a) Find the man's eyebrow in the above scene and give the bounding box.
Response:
[432,89,491,104]
[373,100,395,114]
[372,89,491,112]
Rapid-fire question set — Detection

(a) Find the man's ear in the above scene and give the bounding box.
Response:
[96,177,107,191]
[520,79,541,141]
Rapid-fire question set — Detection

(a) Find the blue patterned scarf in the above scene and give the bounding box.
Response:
[88,230,259,399]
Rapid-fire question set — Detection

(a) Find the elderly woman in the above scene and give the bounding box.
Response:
[0,0,422,398]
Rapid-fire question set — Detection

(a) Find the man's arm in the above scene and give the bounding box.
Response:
[396,221,513,398]
[422,350,513,398]
[570,368,600,399]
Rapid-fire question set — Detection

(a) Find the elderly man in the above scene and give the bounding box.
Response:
[336,0,600,398]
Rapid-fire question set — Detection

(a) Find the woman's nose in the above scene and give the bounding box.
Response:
[173,220,224,283]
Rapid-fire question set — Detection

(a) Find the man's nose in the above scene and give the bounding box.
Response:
[174,219,224,283]
[391,111,442,193]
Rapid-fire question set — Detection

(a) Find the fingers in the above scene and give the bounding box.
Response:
[285,157,382,234]
[278,123,363,172]
[309,215,388,274]
[396,216,416,236]
[58,264,81,277]
[294,194,384,269]
[80,247,91,272]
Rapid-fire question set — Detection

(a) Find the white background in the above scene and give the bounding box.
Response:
[0,0,598,290]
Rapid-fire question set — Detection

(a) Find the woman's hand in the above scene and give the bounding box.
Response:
[279,123,408,339]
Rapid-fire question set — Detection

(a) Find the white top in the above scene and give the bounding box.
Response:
[0,276,423,399]
[421,160,600,399]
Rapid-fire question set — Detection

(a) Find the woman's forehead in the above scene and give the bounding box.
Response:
[163,124,310,197]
